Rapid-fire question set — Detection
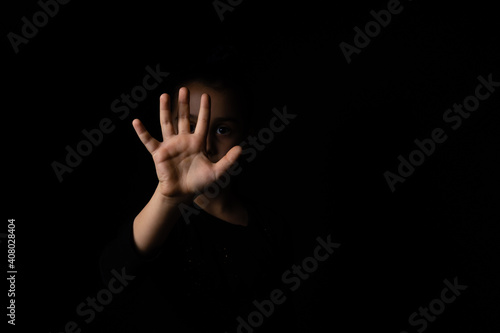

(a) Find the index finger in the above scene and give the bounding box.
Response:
[159,93,174,139]
[194,93,210,137]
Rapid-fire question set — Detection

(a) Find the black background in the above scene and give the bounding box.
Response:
[3,0,500,332]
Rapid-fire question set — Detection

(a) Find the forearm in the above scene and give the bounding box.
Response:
[133,184,187,256]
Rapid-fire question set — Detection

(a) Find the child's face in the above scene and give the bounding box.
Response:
[173,81,248,163]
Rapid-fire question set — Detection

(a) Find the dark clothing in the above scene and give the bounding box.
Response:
[99,201,299,333]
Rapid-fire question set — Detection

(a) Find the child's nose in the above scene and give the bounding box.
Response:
[206,135,217,157]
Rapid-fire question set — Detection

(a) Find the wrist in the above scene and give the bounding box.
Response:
[154,184,193,207]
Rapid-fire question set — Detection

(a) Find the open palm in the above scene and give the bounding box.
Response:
[132,88,242,199]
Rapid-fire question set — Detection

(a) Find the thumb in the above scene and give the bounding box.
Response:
[212,145,242,179]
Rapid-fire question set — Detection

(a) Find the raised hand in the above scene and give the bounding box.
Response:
[132,87,242,200]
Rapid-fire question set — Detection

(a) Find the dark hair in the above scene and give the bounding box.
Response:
[168,46,255,127]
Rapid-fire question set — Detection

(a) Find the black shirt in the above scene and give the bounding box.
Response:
[99,201,299,333]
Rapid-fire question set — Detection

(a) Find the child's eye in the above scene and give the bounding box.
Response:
[216,126,231,135]
[189,123,196,133]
